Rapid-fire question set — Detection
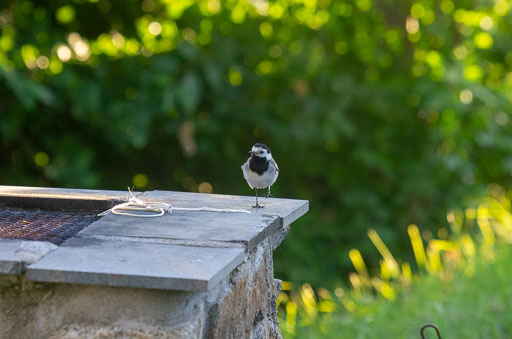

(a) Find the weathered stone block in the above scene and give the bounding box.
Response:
[205,239,282,339]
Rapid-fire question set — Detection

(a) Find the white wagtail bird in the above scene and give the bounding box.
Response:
[241,143,279,208]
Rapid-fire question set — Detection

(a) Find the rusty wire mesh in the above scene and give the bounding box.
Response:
[0,208,99,245]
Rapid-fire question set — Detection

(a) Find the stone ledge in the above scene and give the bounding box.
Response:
[0,185,309,292]
[0,239,57,275]
[79,210,281,250]
[26,237,245,291]
[141,190,309,227]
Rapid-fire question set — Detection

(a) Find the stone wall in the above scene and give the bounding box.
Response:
[0,239,282,339]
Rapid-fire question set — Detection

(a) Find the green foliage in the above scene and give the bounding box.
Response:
[282,245,512,338]
[279,193,512,338]
[1,0,512,286]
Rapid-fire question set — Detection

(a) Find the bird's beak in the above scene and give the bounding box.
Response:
[248,151,254,154]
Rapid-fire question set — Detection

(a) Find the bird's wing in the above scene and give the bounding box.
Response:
[272,158,279,172]
[242,159,251,181]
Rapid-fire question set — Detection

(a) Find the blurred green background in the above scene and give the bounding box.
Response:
[1,0,511,289]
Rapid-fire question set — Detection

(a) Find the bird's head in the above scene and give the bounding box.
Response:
[249,143,272,161]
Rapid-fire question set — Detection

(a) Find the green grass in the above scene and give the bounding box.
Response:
[279,196,512,338]
[322,245,512,338]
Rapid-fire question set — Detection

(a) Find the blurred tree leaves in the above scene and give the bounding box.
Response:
[1,0,512,287]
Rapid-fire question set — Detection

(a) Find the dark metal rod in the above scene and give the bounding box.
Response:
[421,324,441,339]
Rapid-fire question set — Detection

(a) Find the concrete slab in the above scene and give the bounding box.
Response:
[26,237,245,291]
[0,239,57,274]
[141,190,309,227]
[79,211,280,249]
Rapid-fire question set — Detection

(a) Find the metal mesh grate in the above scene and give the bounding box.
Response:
[0,209,99,245]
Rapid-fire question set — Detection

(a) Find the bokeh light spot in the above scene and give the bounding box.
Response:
[259,22,273,37]
[356,0,371,11]
[74,40,91,61]
[421,10,435,25]
[231,6,246,23]
[67,33,90,61]
[460,89,473,104]
[411,3,425,18]
[406,16,419,34]
[480,16,493,30]
[142,0,154,12]
[56,6,75,24]
[464,64,483,81]
[133,173,149,188]
[438,228,448,238]
[198,182,213,193]
[474,32,493,49]
[453,45,468,59]
[36,55,49,69]
[256,60,273,75]
[148,21,162,36]
[441,0,454,14]
[111,32,125,48]
[34,152,49,167]
[269,3,285,19]
[495,112,509,126]
[494,0,509,16]
[207,0,221,14]
[425,50,441,67]
[49,58,63,74]
[0,35,14,52]
[57,45,72,62]
[68,32,81,45]
[21,44,39,69]
[182,27,196,41]
[228,67,243,86]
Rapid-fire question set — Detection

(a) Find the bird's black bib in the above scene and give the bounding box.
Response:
[249,156,269,175]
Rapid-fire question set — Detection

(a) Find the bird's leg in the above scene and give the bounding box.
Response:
[253,188,264,208]
[266,187,272,199]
